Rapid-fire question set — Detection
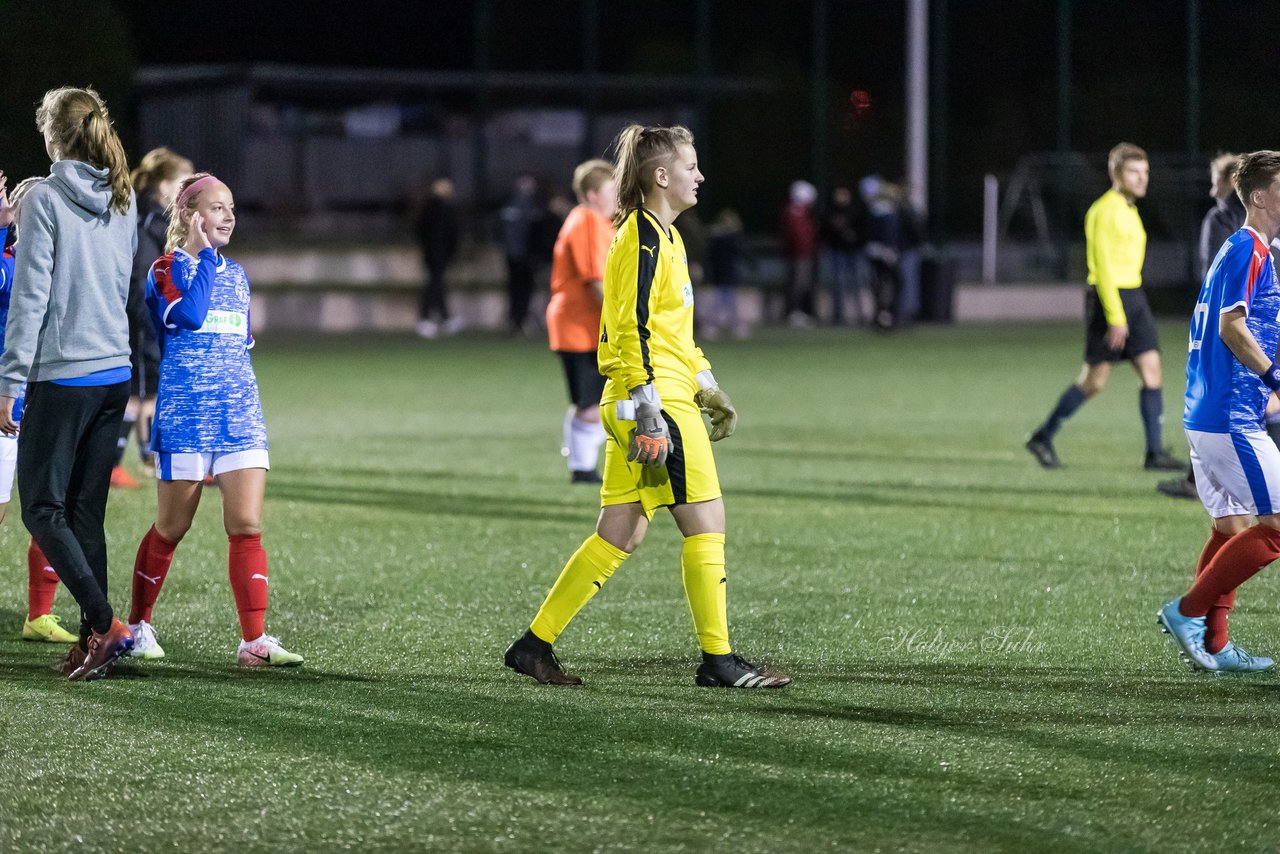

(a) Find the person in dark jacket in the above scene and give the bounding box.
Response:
[499,175,543,335]
[819,186,866,326]
[114,147,192,487]
[415,178,462,338]
[1199,153,1247,277]
[861,177,904,331]
[1159,153,1247,499]
[703,209,751,339]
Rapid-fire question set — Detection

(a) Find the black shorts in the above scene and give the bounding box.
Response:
[1084,287,1160,365]
[557,350,606,410]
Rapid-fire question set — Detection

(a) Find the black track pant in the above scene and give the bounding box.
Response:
[18,380,128,638]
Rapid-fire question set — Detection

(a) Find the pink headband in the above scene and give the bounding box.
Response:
[177,175,220,210]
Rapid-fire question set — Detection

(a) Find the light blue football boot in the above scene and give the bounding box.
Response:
[1157,598,1216,671]
[1209,643,1274,673]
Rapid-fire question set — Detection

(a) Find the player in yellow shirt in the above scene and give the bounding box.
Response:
[504,124,791,688]
[1026,142,1183,471]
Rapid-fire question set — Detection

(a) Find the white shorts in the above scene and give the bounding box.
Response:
[0,436,15,503]
[157,449,269,482]
[1186,428,1280,518]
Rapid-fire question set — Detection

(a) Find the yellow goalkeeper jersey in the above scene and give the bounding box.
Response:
[598,208,712,404]
[1085,188,1147,326]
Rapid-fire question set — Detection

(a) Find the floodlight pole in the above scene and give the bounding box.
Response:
[811,0,829,197]
[472,0,492,208]
[1186,0,1200,156]
[581,0,600,162]
[906,0,928,216]
[1054,0,1072,279]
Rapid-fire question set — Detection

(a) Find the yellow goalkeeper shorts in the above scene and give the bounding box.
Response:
[600,394,722,517]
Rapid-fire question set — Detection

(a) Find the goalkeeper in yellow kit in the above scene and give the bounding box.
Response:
[504,124,791,688]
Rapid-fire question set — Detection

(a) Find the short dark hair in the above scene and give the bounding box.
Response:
[1235,151,1280,206]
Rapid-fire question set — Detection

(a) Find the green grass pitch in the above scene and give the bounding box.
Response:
[1,321,1277,852]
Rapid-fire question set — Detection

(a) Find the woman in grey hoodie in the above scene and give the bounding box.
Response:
[0,87,137,680]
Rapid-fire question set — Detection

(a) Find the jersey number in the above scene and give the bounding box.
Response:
[1189,302,1209,352]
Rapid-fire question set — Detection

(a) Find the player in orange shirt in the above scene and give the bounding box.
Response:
[547,159,617,483]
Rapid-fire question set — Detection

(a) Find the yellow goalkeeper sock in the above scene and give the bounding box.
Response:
[530,533,629,643]
[682,532,731,655]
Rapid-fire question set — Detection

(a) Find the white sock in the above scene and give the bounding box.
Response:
[569,415,606,472]
[562,408,576,461]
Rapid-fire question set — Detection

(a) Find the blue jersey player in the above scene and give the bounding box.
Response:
[0,174,77,645]
[125,172,302,667]
[1158,151,1280,674]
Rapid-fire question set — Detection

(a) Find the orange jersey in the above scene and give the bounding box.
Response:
[547,205,614,352]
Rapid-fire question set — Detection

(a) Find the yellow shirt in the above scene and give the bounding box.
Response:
[1084,188,1146,326]
[598,208,711,403]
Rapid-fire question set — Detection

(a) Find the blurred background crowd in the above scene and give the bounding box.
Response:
[3,0,1277,337]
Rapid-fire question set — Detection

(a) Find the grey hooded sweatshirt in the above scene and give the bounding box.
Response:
[0,160,137,397]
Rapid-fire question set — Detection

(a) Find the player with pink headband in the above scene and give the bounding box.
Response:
[126,171,302,667]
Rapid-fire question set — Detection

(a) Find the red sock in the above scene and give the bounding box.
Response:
[1182,525,1280,618]
[129,525,179,624]
[228,533,268,641]
[1194,529,1235,654]
[26,539,59,621]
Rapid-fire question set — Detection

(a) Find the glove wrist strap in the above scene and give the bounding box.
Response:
[630,383,663,409]
[695,370,718,391]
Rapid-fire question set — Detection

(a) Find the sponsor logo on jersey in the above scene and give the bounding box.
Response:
[196,310,248,335]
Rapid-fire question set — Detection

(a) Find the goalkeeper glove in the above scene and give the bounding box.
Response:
[694,370,737,442]
[626,384,671,467]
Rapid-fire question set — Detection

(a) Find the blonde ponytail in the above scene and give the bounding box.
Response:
[609,124,694,229]
[36,87,133,215]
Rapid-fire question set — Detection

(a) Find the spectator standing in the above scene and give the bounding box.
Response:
[780,180,818,327]
[862,177,903,330]
[893,185,925,327]
[819,186,866,327]
[500,175,542,335]
[703,209,751,340]
[414,178,462,339]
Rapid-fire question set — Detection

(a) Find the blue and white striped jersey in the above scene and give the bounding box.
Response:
[145,247,267,453]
